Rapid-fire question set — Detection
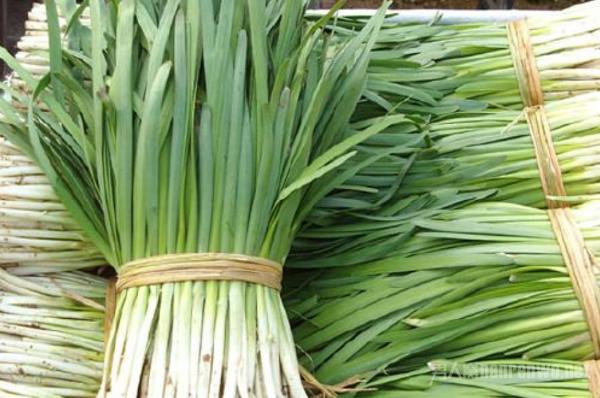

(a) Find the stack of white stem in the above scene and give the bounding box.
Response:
[0,4,106,397]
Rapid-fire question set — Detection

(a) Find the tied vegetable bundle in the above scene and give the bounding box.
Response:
[315,0,600,124]
[373,1,600,110]
[289,200,600,385]
[0,0,431,396]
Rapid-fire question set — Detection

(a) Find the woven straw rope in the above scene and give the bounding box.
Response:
[508,19,600,394]
[116,253,283,292]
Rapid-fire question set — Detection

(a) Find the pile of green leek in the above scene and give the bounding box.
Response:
[286,3,600,397]
[0,0,600,397]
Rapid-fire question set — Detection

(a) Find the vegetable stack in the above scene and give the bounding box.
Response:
[0,4,106,397]
[0,0,432,396]
[0,137,105,398]
[286,2,600,396]
[2,1,600,397]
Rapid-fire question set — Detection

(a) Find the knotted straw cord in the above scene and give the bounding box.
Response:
[116,252,283,292]
[508,18,600,393]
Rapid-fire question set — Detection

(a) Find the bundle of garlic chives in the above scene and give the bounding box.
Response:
[287,200,600,388]
[324,1,600,112]
[291,91,600,267]
[399,91,600,207]
[431,1,600,108]
[0,269,105,398]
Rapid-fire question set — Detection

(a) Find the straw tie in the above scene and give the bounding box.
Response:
[507,20,544,107]
[508,18,600,396]
[116,252,283,292]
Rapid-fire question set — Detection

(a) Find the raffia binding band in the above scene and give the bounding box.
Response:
[585,360,600,397]
[507,20,544,107]
[508,19,600,364]
[116,253,283,292]
[547,206,600,359]
[524,107,567,208]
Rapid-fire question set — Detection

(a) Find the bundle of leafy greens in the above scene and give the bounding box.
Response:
[288,200,600,386]
[343,0,600,112]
